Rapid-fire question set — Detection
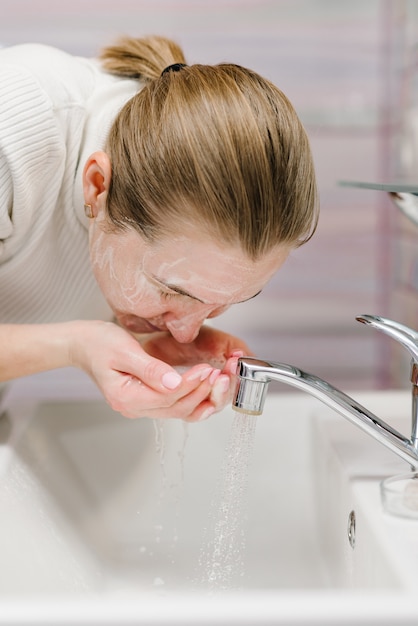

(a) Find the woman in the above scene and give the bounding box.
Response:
[0,36,318,421]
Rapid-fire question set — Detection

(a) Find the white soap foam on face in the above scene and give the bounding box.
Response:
[88,219,286,326]
[89,228,154,311]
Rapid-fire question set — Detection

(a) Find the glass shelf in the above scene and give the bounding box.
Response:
[339,180,418,195]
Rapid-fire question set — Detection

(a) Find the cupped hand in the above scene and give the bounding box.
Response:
[141,324,252,413]
[69,321,249,421]
[140,324,251,368]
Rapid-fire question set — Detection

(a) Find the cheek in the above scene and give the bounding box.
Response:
[90,233,155,311]
[115,276,156,312]
[168,302,222,324]
[207,305,229,319]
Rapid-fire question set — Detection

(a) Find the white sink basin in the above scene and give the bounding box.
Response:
[0,369,418,624]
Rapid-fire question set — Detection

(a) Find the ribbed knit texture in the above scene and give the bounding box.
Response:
[0,44,139,324]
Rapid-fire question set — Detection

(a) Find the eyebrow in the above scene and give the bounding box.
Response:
[152,274,262,304]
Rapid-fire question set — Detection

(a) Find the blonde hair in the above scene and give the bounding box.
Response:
[100,36,318,259]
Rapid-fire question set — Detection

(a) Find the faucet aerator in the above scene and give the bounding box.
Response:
[233,357,273,415]
[232,378,267,415]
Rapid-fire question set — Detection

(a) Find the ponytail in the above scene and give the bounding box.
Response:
[100,35,318,258]
[99,35,187,81]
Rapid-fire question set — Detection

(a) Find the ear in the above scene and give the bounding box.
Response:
[82,151,112,217]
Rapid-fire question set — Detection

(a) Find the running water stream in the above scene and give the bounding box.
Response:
[197,411,258,590]
[150,410,258,591]
[151,419,190,587]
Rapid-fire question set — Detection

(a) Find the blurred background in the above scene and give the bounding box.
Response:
[2,0,418,391]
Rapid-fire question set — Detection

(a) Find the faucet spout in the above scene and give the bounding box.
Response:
[233,356,418,469]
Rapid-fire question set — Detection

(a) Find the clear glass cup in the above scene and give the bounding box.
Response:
[381,472,418,519]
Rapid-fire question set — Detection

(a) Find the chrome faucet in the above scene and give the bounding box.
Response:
[233,314,418,469]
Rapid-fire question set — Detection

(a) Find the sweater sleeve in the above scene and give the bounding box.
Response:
[0,54,67,262]
[0,143,13,241]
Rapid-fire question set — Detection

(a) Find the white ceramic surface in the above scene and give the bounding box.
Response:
[0,369,417,625]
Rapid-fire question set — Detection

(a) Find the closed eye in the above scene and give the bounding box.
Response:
[153,272,262,305]
[158,288,187,301]
[157,282,205,302]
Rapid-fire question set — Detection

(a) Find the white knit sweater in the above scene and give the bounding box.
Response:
[0,43,139,324]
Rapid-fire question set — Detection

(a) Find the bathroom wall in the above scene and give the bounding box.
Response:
[386,0,418,386]
[0,0,412,391]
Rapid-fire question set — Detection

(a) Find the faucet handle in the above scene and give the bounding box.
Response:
[356,314,418,363]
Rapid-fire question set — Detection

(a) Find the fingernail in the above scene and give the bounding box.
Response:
[200,367,213,381]
[209,369,221,384]
[198,406,215,421]
[227,357,239,375]
[187,366,213,382]
[162,371,182,390]
[215,375,230,394]
[231,350,244,358]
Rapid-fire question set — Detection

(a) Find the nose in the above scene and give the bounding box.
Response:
[165,309,208,343]
[164,304,226,343]
[165,319,201,343]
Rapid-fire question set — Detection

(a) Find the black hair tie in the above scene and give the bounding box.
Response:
[161,63,187,76]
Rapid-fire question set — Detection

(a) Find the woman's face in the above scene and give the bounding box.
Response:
[89,216,290,343]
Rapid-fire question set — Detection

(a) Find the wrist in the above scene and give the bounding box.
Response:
[0,321,90,382]
[64,319,106,371]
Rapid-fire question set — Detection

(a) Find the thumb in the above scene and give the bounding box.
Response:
[126,346,183,391]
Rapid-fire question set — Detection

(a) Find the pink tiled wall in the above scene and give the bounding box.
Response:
[387,1,418,387]
[0,0,414,391]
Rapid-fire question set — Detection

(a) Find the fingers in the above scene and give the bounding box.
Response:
[97,324,248,420]
[109,362,236,421]
[150,354,243,421]
[207,373,231,410]
[195,351,244,420]
[108,363,217,419]
[183,370,235,422]
[127,349,183,392]
[179,362,238,423]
